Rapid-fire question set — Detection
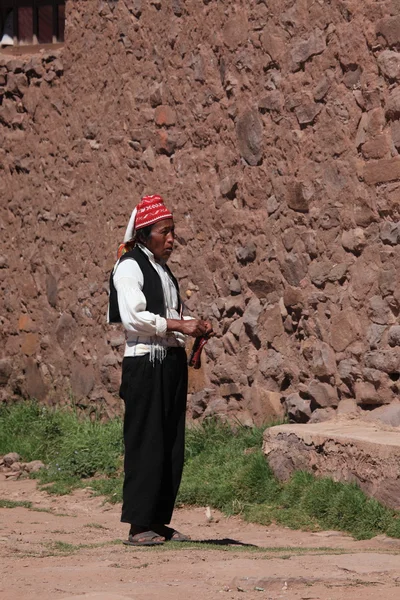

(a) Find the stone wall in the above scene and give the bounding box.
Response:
[1,0,400,423]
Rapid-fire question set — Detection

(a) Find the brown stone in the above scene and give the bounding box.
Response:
[249,386,284,426]
[363,158,400,185]
[376,15,400,47]
[236,109,263,166]
[154,105,177,127]
[55,313,77,350]
[222,14,248,50]
[385,88,400,120]
[308,380,339,408]
[25,358,47,400]
[330,311,360,353]
[70,360,95,399]
[21,333,39,356]
[287,181,312,212]
[18,314,35,332]
[361,134,391,160]
[291,29,326,67]
[310,341,337,378]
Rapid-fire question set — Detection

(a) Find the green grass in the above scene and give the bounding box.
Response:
[0,499,33,509]
[1,401,400,541]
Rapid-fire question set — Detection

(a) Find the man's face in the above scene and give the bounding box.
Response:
[145,218,175,262]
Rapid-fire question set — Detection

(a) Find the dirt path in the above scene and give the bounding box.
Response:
[0,476,399,600]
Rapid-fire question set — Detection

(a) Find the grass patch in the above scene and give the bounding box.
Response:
[0,499,33,509]
[1,401,400,541]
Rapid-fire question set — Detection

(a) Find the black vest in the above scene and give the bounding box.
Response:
[108,246,181,324]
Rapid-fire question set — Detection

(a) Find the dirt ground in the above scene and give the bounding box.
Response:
[0,476,399,600]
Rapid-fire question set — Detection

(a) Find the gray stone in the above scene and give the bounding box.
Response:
[55,313,78,350]
[338,359,362,386]
[311,341,337,378]
[376,15,400,47]
[287,180,313,212]
[229,277,241,295]
[243,297,263,345]
[365,400,400,428]
[259,349,284,379]
[220,175,238,198]
[266,195,279,215]
[380,221,400,245]
[281,253,308,286]
[3,452,21,467]
[291,28,326,67]
[309,259,332,287]
[388,326,400,347]
[341,228,366,254]
[25,460,45,473]
[0,358,12,386]
[236,243,256,264]
[365,349,400,373]
[367,324,386,349]
[284,393,312,423]
[392,120,400,150]
[385,87,400,120]
[259,91,283,113]
[368,295,394,325]
[378,50,400,80]
[203,398,228,417]
[308,407,336,424]
[294,101,321,126]
[236,109,263,166]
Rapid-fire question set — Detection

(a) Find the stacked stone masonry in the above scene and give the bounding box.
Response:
[1,0,400,424]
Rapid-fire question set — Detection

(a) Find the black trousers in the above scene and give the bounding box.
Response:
[119,348,188,526]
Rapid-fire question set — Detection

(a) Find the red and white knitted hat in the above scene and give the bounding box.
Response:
[123,194,173,243]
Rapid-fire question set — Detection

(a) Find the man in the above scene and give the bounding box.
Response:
[109,194,212,546]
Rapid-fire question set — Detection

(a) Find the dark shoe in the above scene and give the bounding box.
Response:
[123,530,165,546]
[152,524,191,542]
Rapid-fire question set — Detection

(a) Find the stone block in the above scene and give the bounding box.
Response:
[263,421,400,508]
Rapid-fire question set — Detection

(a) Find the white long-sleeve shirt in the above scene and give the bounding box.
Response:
[113,244,186,359]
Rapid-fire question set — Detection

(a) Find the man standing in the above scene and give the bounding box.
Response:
[109,194,212,546]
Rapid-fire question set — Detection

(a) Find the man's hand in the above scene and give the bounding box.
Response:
[167,319,213,338]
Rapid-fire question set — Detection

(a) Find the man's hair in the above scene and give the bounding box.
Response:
[135,225,153,244]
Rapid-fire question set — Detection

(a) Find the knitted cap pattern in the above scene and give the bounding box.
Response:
[134,195,173,230]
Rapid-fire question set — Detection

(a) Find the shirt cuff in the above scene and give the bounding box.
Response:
[155,316,168,336]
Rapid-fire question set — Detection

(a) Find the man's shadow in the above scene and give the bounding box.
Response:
[192,538,257,547]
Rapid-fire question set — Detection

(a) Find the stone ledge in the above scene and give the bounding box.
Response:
[263,421,400,510]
